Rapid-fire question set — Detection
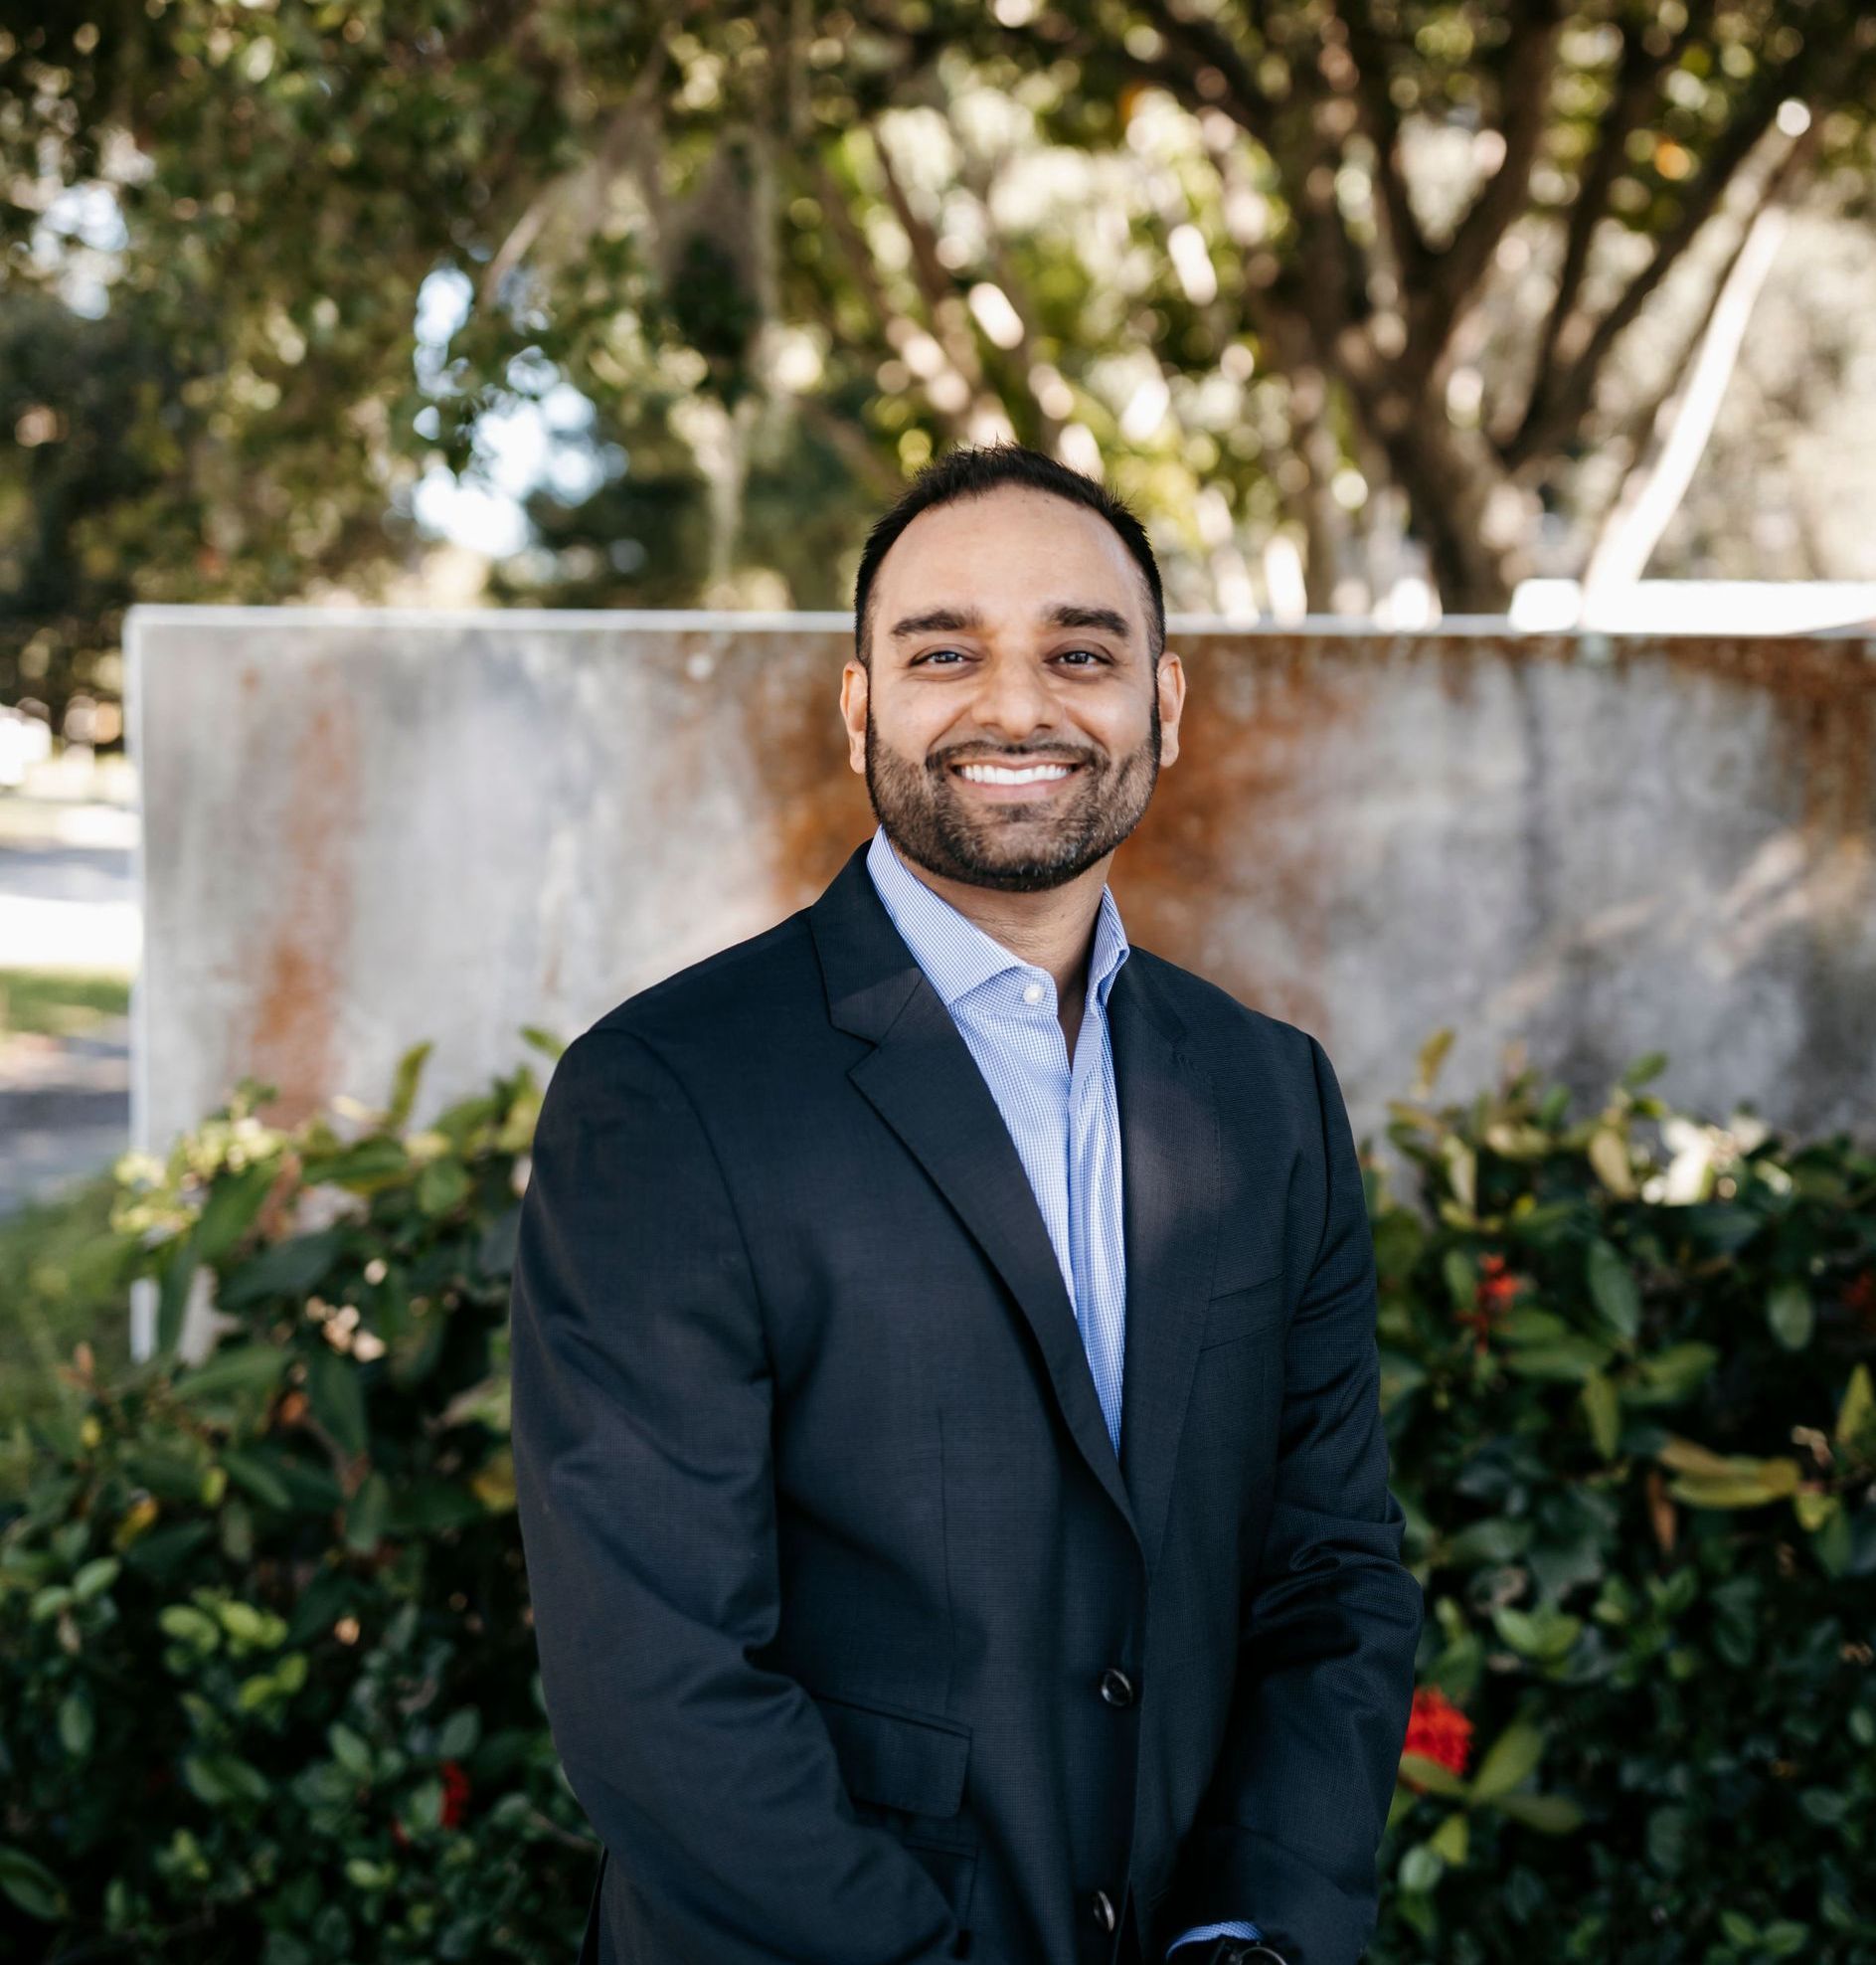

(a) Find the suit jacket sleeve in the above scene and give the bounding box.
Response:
[1160,1033,1424,1965]
[509,1025,964,1965]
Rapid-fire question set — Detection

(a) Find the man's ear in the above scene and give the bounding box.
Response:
[839,659,868,775]
[1156,648,1185,770]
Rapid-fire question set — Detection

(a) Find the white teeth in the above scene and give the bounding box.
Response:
[956,763,1076,785]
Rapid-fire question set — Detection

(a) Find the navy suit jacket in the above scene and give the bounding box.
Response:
[509,838,1423,1965]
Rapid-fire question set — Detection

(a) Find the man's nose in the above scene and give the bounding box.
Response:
[969,655,1060,739]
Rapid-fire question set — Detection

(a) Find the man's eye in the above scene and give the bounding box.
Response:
[911,648,1108,666]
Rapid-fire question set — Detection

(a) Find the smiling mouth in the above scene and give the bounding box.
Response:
[947,760,1086,788]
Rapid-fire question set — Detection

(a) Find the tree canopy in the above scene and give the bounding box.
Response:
[3,1,1873,719]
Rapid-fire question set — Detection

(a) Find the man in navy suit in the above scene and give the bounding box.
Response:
[510,442,1423,1964]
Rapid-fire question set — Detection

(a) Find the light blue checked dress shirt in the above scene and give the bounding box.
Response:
[865,824,1262,1960]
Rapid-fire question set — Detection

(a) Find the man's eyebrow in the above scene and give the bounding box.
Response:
[888,605,985,640]
[886,602,1134,642]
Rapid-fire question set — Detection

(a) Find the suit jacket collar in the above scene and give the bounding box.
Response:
[807,838,1223,1579]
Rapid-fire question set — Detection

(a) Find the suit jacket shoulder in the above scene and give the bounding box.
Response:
[582,906,824,1070]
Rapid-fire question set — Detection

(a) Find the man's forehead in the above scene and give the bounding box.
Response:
[879,511,1143,627]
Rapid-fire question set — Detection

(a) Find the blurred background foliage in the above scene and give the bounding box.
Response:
[3,0,1876,728]
[1,1031,1872,1960]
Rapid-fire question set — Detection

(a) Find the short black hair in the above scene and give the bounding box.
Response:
[852,440,1165,673]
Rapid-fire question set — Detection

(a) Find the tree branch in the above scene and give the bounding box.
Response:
[1579,116,1817,595]
[1513,6,1708,444]
[1408,0,1565,386]
[1506,34,1829,470]
[1336,0,1430,288]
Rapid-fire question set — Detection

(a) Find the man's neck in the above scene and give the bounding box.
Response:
[888,833,1105,1012]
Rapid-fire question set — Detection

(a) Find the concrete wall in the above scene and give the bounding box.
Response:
[126,608,1876,1344]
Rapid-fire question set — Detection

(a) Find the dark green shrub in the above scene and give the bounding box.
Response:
[1371,1036,1876,1963]
[0,1030,1871,1962]
[0,1037,597,1964]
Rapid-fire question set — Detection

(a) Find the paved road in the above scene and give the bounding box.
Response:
[0,787,138,1220]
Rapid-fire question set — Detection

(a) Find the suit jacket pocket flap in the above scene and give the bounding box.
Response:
[811,1691,971,1818]
[1200,1271,1285,1348]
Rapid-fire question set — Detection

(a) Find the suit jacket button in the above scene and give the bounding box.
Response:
[1091,1887,1117,1933]
[1099,1667,1135,1707]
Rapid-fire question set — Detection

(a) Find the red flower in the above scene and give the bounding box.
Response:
[389,1761,472,1849]
[1844,1268,1876,1334]
[1400,1687,1472,1789]
[1456,1252,1524,1356]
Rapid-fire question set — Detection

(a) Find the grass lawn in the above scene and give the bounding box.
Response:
[0,966,133,1038]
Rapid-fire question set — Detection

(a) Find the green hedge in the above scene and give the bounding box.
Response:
[1,1032,1872,1963]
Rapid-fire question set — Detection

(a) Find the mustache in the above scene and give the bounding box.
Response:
[931,749,1099,769]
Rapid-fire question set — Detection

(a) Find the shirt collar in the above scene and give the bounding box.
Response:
[864,821,1130,1013]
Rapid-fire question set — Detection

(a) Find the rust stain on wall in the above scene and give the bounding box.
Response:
[715,625,1872,1034]
[740,632,889,906]
[1114,633,1367,1035]
[242,677,359,1127]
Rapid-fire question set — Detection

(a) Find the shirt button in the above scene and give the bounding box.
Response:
[1099,1667,1135,1707]
[1090,1887,1117,1933]
[1022,982,1044,1003]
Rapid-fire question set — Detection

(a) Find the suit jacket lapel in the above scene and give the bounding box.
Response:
[811,842,1139,1541]
[1108,954,1223,1580]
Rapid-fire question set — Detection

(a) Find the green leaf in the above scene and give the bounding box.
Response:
[1646,1804,1688,1873]
[1587,1129,1634,1197]
[218,1228,348,1309]
[344,1471,392,1554]
[182,1751,270,1807]
[1397,1752,1468,1797]
[1837,1364,1874,1447]
[1620,1052,1668,1087]
[1492,1792,1585,1834]
[1427,1811,1469,1865]
[416,1157,471,1217]
[1500,1338,1614,1382]
[0,1845,68,1920]
[1667,1462,1801,1508]
[1623,1343,1720,1406]
[57,1692,94,1759]
[328,1723,374,1779]
[307,1345,368,1459]
[72,1556,120,1602]
[1397,1842,1445,1892]
[436,1707,481,1758]
[1442,1248,1477,1310]
[1446,1518,1531,1567]
[155,1234,199,1358]
[386,1041,433,1129]
[1414,1028,1454,1099]
[220,1447,295,1512]
[1767,1280,1813,1350]
[173,1343,290,1406]
[194,1161,280,1265]
[1495,1308,1574,1345]
[158,1605,221,1651]
[1491,1606,1582,1662]
[1581,1370,1620,1460]
[1811,1504,1853,1577]
[1585,1241,1639,1340]
[1470,1719,1545,1800]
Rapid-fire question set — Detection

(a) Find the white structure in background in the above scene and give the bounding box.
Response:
[1510,580,1876,635]
[0,704,54,789]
